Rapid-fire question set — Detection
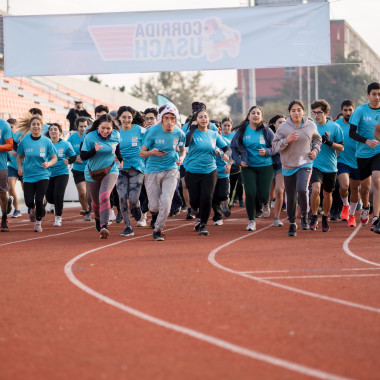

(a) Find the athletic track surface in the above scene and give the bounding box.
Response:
[1,206,379,380]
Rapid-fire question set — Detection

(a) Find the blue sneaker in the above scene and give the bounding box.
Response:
[11,209,22,218]
[120,226,134,237]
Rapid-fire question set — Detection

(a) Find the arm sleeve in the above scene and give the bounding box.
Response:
[80,148,96,161]
[67,155,77,164]
[0,138,13,152]
[115,144,123,162]
[185,125,197,147]
[349,124,367,144]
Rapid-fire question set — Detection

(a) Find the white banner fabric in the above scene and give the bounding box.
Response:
[3,3,330,77]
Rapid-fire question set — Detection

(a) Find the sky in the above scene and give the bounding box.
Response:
[1,0,379,96]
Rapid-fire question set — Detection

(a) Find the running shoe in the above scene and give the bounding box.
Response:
[1,216,9,232]
[169,208,180,217]
[54,216,62,227]
[262,203,270,218]
[321,215,330,232]
[115,211,123,223]
[150,213,158,229]
[341,205,349,221]
[373,218,380,234]
[256,210,262,218]
[109,209,116,221]
[47,204,54,213]
[84,212,91,222]
[199,224,210,236]
[371,216,379,232]
[6,196,13,214]
[348,215,356,227]
[239,200,244,207]
[301,216,310,230]
[288,223,297,237]
[120,226,134,237]
[273,218,283,227]
[221,200,231,217]
[11,209,22,218]
[180,206,187,213]
[153,230,165,241]
[34,221,42,232]
[194,219,201,231]
[29,208,36,222]
[360,206,370,225]
[100,227,109,239]
[213,219,223,226]
[246,220,256,231]
[137,213,147,227]
[309,215,318,231]
[186,208,195,220]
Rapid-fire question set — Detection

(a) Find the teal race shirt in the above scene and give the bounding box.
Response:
[221,131,235,143]
[184,129,227,174]
[215,136,231,179]
[182,122,219,133]
[8,131,22,171]
[243,127,272,167]
[313,120,343,173]
[82,129,121,182]
[68,132,87,171]
[335,118,358,169]
[349,103,380,158]
[0,119,12,170]
[143,124,186,174]
[17,134,57,183]
[119,124,146,173]
[50,139,76,177]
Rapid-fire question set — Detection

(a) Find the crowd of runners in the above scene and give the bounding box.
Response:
[1,81,380,240]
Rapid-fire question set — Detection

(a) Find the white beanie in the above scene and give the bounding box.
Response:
[156,102,181,128]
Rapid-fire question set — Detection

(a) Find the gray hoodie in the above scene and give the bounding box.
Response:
[272,117,321,170]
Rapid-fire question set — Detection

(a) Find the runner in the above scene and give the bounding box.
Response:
[272,100,321,236]
[140,103,186,241]
[17,115,57,232]
[45,123,76,226]
[309,99,344,232]
[80,114,121,239]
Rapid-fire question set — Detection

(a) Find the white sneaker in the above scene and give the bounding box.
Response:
[34,221,42,232]
[109,209,116,221]
[47,203,55,213]
[360,206,369,225]
[54,216,62,227]
[262,204,270,218]
[273,218,283,227]
[213,219,223,226]
[246,220,256,231]
[137,212,147,227]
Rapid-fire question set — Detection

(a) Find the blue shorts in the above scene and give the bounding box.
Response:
[8,166,23,181]
[337,162,360,181]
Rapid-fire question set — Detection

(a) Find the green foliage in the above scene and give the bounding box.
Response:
[130,72,226,119]
[89,75,101,84]
[119,86,125,93]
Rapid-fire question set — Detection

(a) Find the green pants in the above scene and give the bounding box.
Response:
[241,165,274,220]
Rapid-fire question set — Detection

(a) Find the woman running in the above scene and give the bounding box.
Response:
[116,106,145,237]
[80,114,121,239]
[45,123,76,226]
[272,100,321,236]
[67,117,92,221]
[185,109,231,235]
[231,106,276,232]
[17,114,57,232]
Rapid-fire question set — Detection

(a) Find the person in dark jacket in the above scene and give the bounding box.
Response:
[66,101,92,131]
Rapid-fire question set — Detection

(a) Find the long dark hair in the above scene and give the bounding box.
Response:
[45,122,63,138]
[234,106,265,143]
[116,106,144,126]
[86,114,120,134]
[186,109,210,131]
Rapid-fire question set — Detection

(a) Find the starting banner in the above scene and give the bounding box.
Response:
[3,2,330,77]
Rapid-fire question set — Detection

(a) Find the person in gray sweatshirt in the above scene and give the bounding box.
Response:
[272,100,322,236]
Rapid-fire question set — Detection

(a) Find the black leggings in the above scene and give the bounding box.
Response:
[229,171,243,203]
[46,175,69,217]
[23,180,49,221]
[185,170,218,225]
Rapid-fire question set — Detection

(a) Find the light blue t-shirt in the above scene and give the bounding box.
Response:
[221,131,235,143]
[313,120,344,173]
[216,136,231,179]
[185,129,227,174]
[8,131,22,171]
[335,118,358,169]
[349,103,380,158]
[243,127,272,167]
[50,139,76,177]
[17,134,57,183]
[282,162,313,176]
[68,132,87,172]
[143,124,186,174]
[82,129,121,182]
[0,119,13,170]
[119,124,146,173]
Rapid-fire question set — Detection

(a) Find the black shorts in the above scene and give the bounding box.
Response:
[71,169,85,184]
[310,167,337,193]
[180,165,186,179]
[357,153,380,181]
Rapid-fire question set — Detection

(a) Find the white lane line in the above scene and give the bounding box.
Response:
[343,224,380,267]
[9,214,81,229]
[64,224,350,380]
[259,273,380,280]
[241,267,380,274]
[0,226,94,247]
[208,225,380,314]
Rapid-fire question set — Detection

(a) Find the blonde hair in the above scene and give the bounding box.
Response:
[17,113,44,139]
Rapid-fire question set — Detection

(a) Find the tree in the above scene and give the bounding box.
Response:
[130,72,226,118]
[119,86,125,93]
[276,49,372,118]
[89,75,101,84]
